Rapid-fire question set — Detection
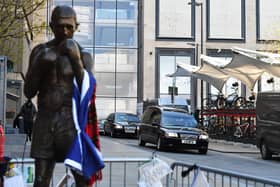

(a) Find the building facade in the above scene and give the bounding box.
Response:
[142,0,280,113]
[28,0,280,118]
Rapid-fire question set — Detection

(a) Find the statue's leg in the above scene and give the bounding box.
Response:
[71,170,89,187]
[33,158,55,187]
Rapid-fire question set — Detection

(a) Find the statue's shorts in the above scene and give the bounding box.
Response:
[30,106,76,162]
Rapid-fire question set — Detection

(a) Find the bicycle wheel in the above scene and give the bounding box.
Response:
[203,98,216,109]
[233,97,247,109]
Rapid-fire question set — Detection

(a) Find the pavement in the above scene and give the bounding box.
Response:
[208,138,259,154]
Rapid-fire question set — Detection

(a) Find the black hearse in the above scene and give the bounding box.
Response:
[256,91,280,160]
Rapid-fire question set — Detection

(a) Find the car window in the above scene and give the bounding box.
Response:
[161,111,197,128]
[116,114,140,123]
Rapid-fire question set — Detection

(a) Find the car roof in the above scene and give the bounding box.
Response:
[113,112,138,116]
[147,105,189,114]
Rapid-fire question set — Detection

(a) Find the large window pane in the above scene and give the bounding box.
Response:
[116,98,137,114]
[95,72,116,97]
[117,49,137,72]
[95,24,116,47]
[117,25,137,47]
[261,72,280,91]
[96,0,116,20]
[117,0,138,21]
[258,0,280,40]
[208,0,244,39]
[116,73,137,97]
[160,56,191,94]
[95,48,116,72]
[74,22,93,47]
[54,0,72,7]
[74,1,94,23]
[158,0,192,38]
[96,98,116,119]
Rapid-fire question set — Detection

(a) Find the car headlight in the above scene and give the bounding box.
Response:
[199,134,209,140]
[165,132,178,137]
[114,125,123,129]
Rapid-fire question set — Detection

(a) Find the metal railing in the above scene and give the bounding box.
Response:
[166,162,280,187]
[9,158,280,187]
[10,157,151,187]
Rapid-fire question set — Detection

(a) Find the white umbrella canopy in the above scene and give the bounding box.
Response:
[232,47,280,78]
[169,47,280,92]
[201,52,266,90]
[167,61,229,91]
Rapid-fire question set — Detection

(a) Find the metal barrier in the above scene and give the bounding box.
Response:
[9,158,280,187]
[166,162,280,187]
[10,157,151,187]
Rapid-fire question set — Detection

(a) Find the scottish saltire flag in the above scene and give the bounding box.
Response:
[64,70,105,179]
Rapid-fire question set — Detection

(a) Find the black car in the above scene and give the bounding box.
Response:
[98,119,106,135]
[104,112,140,138]
[138,106,209,154]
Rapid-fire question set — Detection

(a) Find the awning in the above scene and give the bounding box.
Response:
[169,47,280,92]
[168,61,230,91]
[201,53,265,90]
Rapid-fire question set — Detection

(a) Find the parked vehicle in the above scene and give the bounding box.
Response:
[98,119,106,135]
[138,106,209,154]
[256,91,280,160]
[104,112,140,138]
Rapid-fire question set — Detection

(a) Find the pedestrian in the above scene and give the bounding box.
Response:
[24,5,103,187]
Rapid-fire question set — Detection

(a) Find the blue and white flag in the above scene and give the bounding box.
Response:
[64,70,105,179]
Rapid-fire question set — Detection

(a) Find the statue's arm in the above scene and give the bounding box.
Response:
[24,44,56,99]
[60,39,85,89]
[81,50,93,73]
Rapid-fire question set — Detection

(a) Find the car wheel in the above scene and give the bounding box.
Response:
[138,135,146,146]
[260,141,272,160]
[198,148,208,155]
[157,137,164,151]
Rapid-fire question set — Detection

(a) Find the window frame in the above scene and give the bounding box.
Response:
[155,0,195,41]
[206,0,246,42]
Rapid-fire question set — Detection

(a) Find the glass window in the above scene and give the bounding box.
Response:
[261,72,280,91]
[95,72,116,97]
[117,25,137,47]
[117,49,138,72]
[53,0,72,7]
[116,98,137,114]
[157,0,193,38]
[96,98,116,119]
[95,24,116,47]
[74,1,94,23]
[159,56,191,95]
[117,0,138,21]
[95,48,116,72]
[74,22,93,47]
[207,0,244,39]
[116,72,137,97]
[257,0,280,40]
[115,113,139,122]
[96,0,116,20]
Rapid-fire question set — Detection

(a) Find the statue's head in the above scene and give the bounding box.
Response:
[50,5,79,41]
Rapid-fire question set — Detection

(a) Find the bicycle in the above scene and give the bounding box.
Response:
[233,120,256,138]
[225,82,247,109]
[203,93,225,109]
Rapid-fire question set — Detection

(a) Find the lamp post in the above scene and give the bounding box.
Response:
[188,1,203,113]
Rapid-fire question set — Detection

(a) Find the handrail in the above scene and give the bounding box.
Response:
[169,161,280,186]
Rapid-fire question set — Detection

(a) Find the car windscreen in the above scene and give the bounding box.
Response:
[161,111,197,128]
[116,114,140,123]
